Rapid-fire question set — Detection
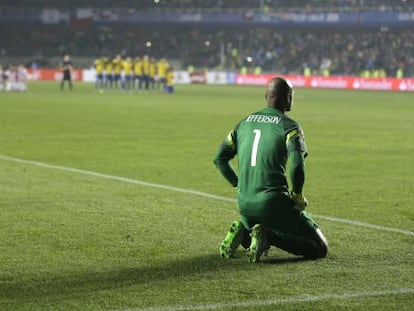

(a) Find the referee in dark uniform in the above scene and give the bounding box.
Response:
[60,54,73,91]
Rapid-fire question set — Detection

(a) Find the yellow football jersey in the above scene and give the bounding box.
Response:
[149,61,156,78]
[105,60,113,74]
[134,60,143,75]
[94,58,105,74]
[123,59,133,75]
[166,70,174,86]
[112,57,123,74]
[142,57,150,75]
[157,59,168,78]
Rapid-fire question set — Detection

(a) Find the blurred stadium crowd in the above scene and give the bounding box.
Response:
[0,0,413,77]
[3,26,412,77]
[2,0,413,11]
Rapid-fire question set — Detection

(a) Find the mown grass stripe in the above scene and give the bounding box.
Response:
[124,288,414,311]
[1,154,413,238]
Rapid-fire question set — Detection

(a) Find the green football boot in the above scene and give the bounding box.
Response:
[248,224,269,263]
[219,220,248,259]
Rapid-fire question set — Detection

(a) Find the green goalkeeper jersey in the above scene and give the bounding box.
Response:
[214,107,307,211]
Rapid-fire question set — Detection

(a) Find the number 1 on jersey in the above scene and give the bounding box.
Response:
[251,129,261,167]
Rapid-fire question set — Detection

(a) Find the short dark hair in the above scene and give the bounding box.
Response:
[271,77,290,100]
[266,77,292,107]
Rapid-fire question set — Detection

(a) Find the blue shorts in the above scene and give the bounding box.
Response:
[164,85,174,93]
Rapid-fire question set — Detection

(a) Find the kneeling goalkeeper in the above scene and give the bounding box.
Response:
[213,77,328,262]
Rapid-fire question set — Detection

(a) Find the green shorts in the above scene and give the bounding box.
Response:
[238,192,319,238]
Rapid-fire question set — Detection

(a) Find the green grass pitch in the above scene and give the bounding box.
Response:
[0,82,413,310]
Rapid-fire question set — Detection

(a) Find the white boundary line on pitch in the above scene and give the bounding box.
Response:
[1,155,413,310]
[1,154,413,237]
[0,134,135,141]
[123,288,414,311]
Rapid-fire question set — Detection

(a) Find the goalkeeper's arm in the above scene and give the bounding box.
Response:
[213,137,238,187]
[288,150,305,194]
[286,129,308,209]
[288,150,308,210]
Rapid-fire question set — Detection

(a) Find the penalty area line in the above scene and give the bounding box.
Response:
[0,154,413,237]
[0,154,234,203]
[122,288,414,311]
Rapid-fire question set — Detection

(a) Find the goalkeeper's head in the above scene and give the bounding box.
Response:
[265,77,294,113]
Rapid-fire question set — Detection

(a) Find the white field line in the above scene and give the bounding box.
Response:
[1,155,413,310]
[0,134,133,141]
[0,154,413,237]
[125,288,414,311]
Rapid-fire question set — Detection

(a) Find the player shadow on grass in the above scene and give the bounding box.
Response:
[261,257,308,264]
[0,253,308,300]
[232,250,309,264]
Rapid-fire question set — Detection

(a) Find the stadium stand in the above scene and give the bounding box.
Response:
[0,0,413,76]
[1,0,413,11]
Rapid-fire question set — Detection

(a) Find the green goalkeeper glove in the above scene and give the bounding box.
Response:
[290,192,308,211]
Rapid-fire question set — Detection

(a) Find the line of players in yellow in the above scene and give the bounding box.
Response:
[94,55,174,93]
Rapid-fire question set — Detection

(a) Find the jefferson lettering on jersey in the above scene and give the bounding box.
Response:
[246,115,281,124]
